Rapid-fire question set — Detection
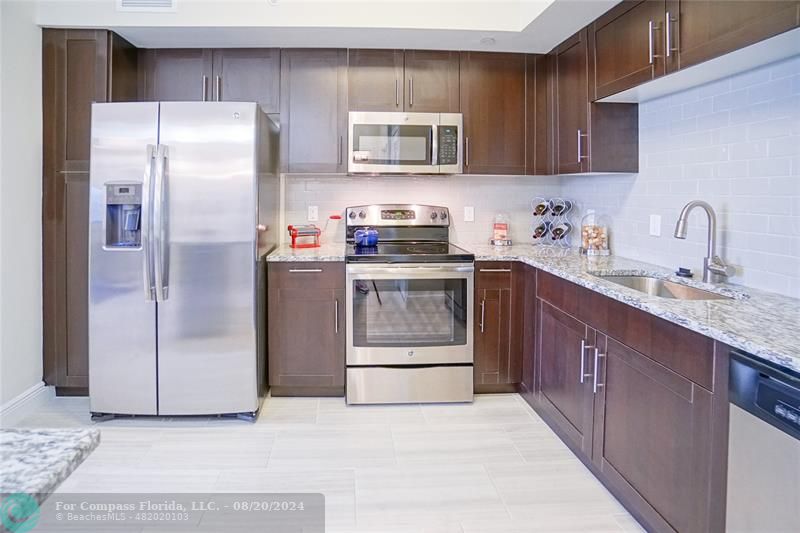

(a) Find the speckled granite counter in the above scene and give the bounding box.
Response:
[266,243,800,374]
[0,429,100,503]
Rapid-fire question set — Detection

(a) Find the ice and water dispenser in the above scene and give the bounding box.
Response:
[105,183,142,248]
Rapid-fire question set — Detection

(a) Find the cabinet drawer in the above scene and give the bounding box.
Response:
[476,262,513,289]
[268,262,344,290]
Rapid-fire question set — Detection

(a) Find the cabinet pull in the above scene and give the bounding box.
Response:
[593,347,605,394]
[202,75,208,101]
[479,299,486,333]
[334,298,339,334]
[465,137,470,168]
[479,268,511,273]
[577,129,588,164]
[580,340,595,384]
[215,75,222,101]
[665,12,676,57]
[409,77,414,107]
[395,79,400,107]
[338,136,343,166]
[648,20,662,64]
[288,268,323,273]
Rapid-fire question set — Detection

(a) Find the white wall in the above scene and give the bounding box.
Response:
[0,0,43,404]
[560,55,800,297]
[284,175,562,246]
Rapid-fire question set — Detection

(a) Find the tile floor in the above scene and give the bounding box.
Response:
[8,394,643,532]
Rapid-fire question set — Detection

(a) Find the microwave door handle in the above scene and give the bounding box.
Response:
[431,125,438,166]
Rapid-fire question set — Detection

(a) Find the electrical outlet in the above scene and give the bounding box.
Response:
[649,214,661,237]
[464,206,475,222]
[308,205,319,222]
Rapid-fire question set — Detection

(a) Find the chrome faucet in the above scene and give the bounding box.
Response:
[674,200,734,284]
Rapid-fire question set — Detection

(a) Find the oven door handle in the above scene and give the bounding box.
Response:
[347,265,474,275]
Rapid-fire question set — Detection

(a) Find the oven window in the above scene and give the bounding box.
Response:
[352,278,468,347]
[352,125,432,165]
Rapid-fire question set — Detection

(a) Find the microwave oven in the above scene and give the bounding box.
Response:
[348,111,463,175]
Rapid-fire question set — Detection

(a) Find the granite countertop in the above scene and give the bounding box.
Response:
[0,429,100,503]
[266,242,800,374]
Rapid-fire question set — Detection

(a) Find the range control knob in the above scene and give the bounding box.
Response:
[358,210,367,219]
[440,211,448,220]
[348,211,357,220]
[430,212,438,220]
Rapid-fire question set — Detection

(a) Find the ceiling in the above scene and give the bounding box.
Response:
[36,0,621,53]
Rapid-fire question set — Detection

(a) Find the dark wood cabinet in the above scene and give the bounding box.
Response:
[592,335,718,532]
[591,0,667,100]
[212,48,280,112]
[474,263,516,391]
[139,48,213,101]
[42,29,138,393]
[552,29,639,174]
[536,301,596,457]
[525,54,553,175]
[280,49,348,173]
[403,50,460,112]
[460,52,526,175]
[348,49,404,111]
[267,263,345,396]
[666,0,800,73]
[518,263,537,404]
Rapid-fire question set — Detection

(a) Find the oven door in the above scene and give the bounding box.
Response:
[348,112,438,174]
[346,262,474,365]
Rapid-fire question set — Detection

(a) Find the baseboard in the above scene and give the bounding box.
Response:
[0,381,54,426]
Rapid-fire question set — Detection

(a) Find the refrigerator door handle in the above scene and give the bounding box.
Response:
[153,144,170,301]
[142,144,157,301]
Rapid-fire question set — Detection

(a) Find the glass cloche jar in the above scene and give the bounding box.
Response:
[580,210,610,256]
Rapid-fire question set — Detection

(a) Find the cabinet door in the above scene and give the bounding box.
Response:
[460,52,526,175]
[267,264,345,395]
[280,49,348,173]
[474,263,513,389]
[348,49,404,111]
[591,0,667,100]
[139,48,213,101]
[404,50,460,112]
[212,48,280,112]
[518,264,537,405]
[525,54,553,176]
[537,301,595,457]
[593,336,715,532]
[553,31,589,174]
[43,29,111,391]
[667,0,800,72]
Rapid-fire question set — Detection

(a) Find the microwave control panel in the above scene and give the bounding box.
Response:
[438,126,459,165]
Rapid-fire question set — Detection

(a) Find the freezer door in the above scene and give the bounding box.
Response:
[88,102,159,415]
[155,102,259,415]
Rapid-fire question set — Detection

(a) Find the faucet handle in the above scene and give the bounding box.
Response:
[708,256,734,277]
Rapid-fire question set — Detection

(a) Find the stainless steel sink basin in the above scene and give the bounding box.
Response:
[598,275,731,300]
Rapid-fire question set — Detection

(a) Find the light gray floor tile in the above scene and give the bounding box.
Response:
[391,426,524,465]
[266,428,396,471]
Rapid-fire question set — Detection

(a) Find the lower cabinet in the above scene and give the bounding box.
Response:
[474,262,519,392]
[267,263,345,396]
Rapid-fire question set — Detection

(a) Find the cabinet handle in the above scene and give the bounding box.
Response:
[202,75,208,101]
[479,268,511,273]
[395,79,400,107]
[215,75,222,101]
[580,340,595,384]
[648,20,655,64]
[409,77,414,107]
[338,136,343,166]
[577,129,588,164]
[288,268,323,273]
[334,298,339,334]
[465,137,470,168]
[479,299,485,333]
[666,12,676,57]
[593,347,606,394]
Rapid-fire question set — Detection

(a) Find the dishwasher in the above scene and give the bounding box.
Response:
[727,350,800,532]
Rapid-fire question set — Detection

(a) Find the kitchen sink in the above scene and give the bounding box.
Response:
[597,275,732,300]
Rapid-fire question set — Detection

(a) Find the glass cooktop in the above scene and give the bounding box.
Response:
[346,241,474,263]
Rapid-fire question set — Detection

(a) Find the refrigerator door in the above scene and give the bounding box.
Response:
[89,102,159,415]
[155,102,259,415]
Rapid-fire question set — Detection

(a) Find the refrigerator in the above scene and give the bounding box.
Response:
[88,102,279,419]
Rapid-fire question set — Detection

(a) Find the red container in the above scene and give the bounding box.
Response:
[287,225,321,249]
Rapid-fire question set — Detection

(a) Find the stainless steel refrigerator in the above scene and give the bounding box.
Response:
[88,102,278,419]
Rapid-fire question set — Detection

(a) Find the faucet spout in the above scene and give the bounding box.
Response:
[673,200,731,284]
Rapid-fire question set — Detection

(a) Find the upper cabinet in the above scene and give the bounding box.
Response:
[526,54,553,175]
[280,49,348,173]
[348,49,459,112]
[139,49,213,101]
[211,49,280,112]
[552,30,638,174]
[460,52,526,175]
[590,0,800,100]
[666,0,800,72]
